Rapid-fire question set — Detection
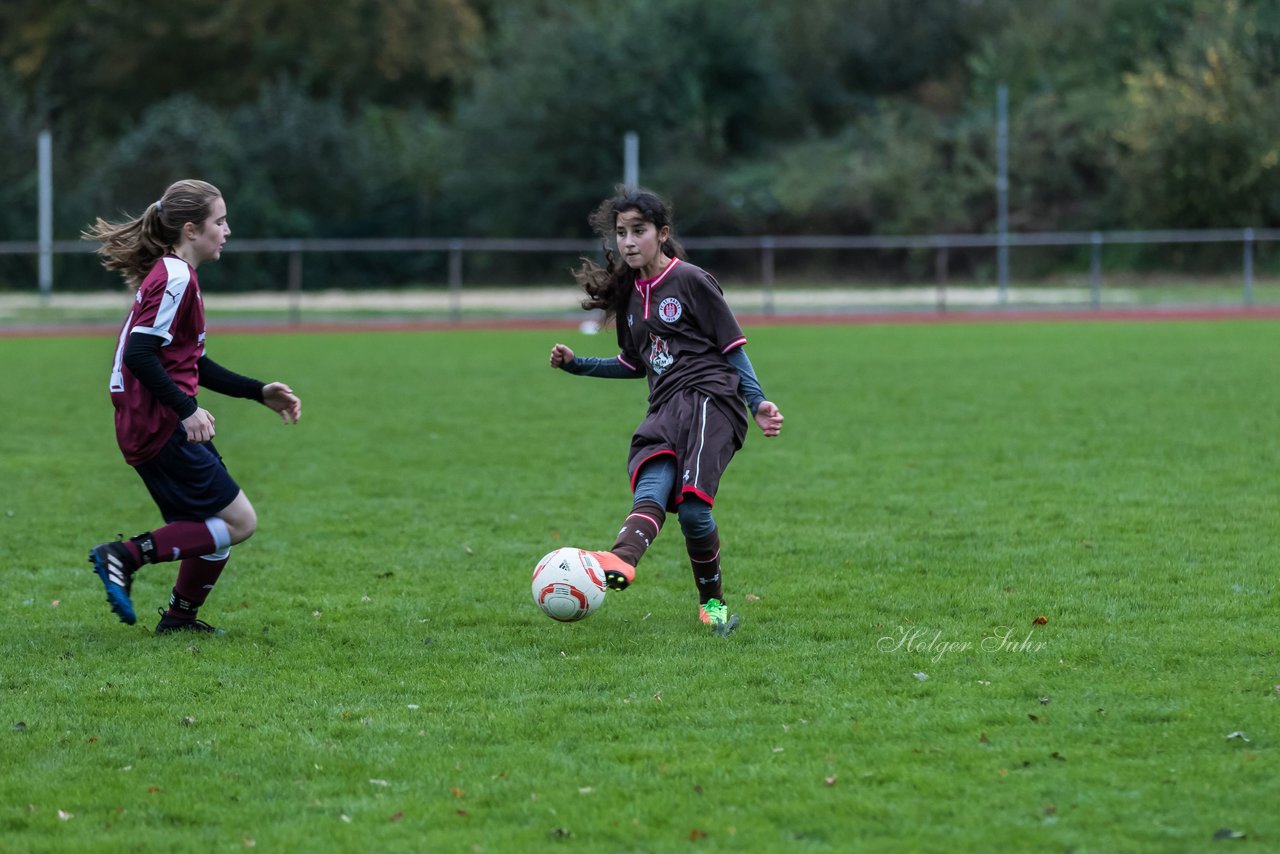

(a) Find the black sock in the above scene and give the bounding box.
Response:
[164,588,199,622]
[687,529,723,604]
[610,500,666,567]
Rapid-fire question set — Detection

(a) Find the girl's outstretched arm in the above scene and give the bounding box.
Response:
[262,382,302,424]
[754,401,784,437]
[549,343,644,379]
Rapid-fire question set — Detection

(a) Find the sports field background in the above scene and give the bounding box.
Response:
[1,319,1276,850]
[1,273,1278,331]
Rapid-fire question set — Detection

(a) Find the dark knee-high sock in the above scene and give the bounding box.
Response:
[687,529,723,604]
[166,553,229,621]
[129,521,218,565]
[610,500,666,567]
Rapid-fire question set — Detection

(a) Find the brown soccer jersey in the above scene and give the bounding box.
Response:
[108,256,206,464]
[615,257,747,415]
[614,258,750,505]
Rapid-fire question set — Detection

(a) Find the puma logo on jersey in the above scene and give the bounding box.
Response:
[165,288,181,303]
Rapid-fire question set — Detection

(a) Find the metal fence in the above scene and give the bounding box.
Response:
[1,228,1276,321]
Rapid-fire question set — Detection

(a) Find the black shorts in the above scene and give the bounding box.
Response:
[133,427,242,523]
[627,388,746,508]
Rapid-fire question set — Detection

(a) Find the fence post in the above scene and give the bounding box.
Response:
[761,236,775,316]
[287,249,303,326]
[1090,231,1103,309]
[935,242,948,314]
[1243,228,1254,307]
[448,239,463,322]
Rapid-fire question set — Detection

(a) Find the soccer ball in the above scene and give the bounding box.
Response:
[531,547,607,622]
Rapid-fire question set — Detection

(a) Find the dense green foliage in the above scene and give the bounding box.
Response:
[2,320,1277,849]
[3,1,1279,250]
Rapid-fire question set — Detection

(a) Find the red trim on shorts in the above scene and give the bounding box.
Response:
[678,485,716,507]
[630,449,676,493]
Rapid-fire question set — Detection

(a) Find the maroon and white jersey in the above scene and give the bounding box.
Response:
[108,256,206,464]
[615,258,747,413]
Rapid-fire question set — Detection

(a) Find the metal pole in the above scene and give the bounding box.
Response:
[1090,231,1102,309]
[761,236,775,316]
[996,84,1009,305]
[287,249,303,326]
[624,132,639,188]
[1243,228,1254,307]
[38,129,53,301]
[448,239,463,322]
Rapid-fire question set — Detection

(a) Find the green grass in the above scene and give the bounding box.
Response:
[1,320,1277,851]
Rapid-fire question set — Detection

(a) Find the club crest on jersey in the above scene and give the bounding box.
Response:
[658,297,683,323]
[648,333,675,375]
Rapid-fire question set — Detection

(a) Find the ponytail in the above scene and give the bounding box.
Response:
[82,179,222,288]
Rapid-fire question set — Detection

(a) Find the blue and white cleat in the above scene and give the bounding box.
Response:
[89,542,138,625]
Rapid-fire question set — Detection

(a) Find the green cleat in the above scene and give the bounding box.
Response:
[698,598,740,637]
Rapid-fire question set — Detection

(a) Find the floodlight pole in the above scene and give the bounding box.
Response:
[624,131,639,188]
[38,129,53,301]
[996,85,1009,305]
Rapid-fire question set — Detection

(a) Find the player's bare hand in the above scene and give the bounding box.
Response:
[550,343,576,369]
[263,382,302,424]
[755,401,783,437]
[182,407,216,443]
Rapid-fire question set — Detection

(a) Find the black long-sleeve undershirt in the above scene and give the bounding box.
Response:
[122,332,264,420]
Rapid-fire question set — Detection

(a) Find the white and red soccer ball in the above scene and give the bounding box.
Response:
[531,547,607,622]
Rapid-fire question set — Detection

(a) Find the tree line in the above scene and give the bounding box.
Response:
[2,0,1278,287]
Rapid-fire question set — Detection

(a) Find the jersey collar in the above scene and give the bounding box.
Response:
[634,257,681,319]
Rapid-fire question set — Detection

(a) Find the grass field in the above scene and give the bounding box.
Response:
[1,319,1277,851]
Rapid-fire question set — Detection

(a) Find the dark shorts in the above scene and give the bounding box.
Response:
[627,388,746,508]
[133,427,241,523]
